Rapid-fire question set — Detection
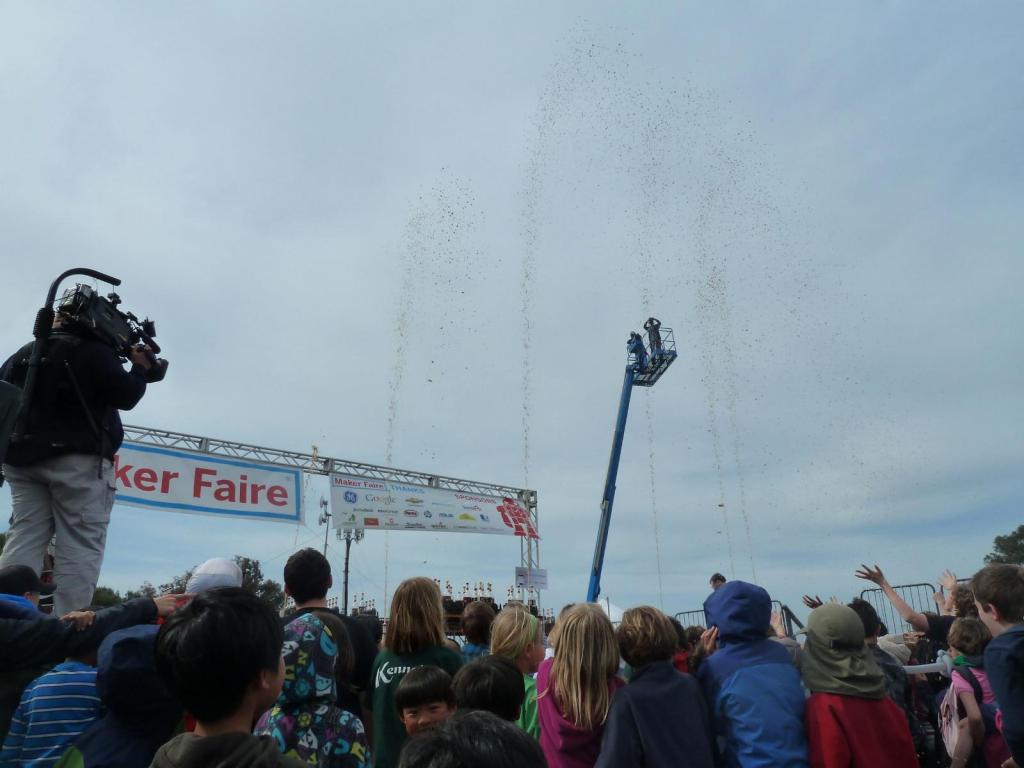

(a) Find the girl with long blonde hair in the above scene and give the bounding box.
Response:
[490,604,547,738]
[369,577,462,768]
[536,603,623,768]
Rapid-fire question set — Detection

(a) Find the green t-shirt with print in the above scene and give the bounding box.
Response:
[370,644,463,768]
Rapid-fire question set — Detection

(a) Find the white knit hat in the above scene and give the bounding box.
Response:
[185,557,243,594]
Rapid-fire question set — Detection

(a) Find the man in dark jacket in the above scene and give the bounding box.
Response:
[0,311,155,616]
[697,581,809,768]
[596,606,716,768]
[0,594,173,743]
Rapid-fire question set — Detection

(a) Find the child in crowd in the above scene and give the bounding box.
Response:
[801,603,917,768]
[395,666,456,737]
[972,564,1024,766]
[847,598,923,751]
[460,601,496,663]
[151,587,307,768]
[667,617,690,674]
[0,644,100,766]
[453,656,525,722]
[536,602,623,768]
[944,617,1010,768]
[399,710,546,768]
[489,604,546,738]
[369,577,463,768]
[596,606,715,768]
[281,548,376,720]
[184,557,243,593]
[56,625,181,768]
[697,580,808,767]
[254,613,369,767]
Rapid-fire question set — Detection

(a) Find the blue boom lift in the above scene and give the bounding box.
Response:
[586,319,677,603]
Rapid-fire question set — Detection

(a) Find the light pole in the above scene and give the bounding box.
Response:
[318,497,331,556]
[337,526,364,615]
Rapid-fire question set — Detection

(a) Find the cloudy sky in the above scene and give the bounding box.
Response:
[2,3,1021,620]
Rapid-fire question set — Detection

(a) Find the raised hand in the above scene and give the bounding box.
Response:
[152,593,190,618]
[700,626,720,656]
[939,569,958,592]
[803,595,824,609]
[770,610,788,638]
[855,564,888,587]
[60,610,96,631]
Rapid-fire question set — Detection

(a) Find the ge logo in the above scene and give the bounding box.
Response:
[344,491,358,503]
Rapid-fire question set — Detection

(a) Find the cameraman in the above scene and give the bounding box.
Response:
[0,308,154,616]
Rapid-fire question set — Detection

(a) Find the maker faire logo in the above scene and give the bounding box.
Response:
[497,498,539,539]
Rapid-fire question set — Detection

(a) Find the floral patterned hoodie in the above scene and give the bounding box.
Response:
[255,613,370,767]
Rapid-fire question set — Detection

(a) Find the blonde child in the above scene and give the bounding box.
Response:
[368,577,462,768]
[536,603,623,768]
[490,605,546,738]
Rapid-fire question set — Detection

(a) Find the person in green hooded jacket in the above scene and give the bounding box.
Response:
[801,603,917,768]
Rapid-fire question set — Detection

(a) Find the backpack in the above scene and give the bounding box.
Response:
[0,379,20,469]
[952,667,999,736]
[939,667,1003,765]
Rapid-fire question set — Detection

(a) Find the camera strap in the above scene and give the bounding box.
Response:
[63,361,109,479]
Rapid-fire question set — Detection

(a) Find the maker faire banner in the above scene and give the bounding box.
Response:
[113,442,303,524]
[329,473,538,539]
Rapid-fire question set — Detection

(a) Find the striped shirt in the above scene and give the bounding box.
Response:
[0,661,101,767]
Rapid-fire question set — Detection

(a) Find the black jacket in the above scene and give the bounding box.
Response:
[0,332,147,465]
[0,597,157,742]
[986,624,1024,763]
[596,661,718,768]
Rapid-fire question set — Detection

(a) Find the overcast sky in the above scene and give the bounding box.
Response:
[2,2,1021,620]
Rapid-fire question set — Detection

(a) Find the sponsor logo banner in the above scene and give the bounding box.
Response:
[114,442,302,523]
[329,472,537,539]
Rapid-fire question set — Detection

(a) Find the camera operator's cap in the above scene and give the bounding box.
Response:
[0,564,55,596]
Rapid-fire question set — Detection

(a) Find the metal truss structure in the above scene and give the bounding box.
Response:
[122,424,542,604]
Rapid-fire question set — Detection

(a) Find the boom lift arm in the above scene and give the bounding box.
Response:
[586,320,677,603]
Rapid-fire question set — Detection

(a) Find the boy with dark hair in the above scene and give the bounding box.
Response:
[395,666,455,737]
[282,548,377,717]
[151,587,304,767]
[399,710,546,768]
[452,656,524,722]
[972,564,1024,765]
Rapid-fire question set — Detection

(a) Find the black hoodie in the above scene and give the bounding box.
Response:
[151,733,307,768]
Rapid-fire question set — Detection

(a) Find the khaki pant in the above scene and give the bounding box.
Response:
[1,454,114,615]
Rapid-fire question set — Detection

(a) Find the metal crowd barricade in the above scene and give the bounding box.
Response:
[675,609,707,628]
[859,582,937,634]
[675,601,802,637]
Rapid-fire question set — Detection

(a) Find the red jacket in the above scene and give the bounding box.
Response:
[671,650,690,674]
[805,692,918,768]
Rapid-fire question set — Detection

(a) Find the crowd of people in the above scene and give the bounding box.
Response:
[1,551,1023,768]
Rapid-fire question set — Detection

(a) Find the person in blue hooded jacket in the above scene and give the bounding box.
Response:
[696,580,809,768]
[54,624,182,768]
